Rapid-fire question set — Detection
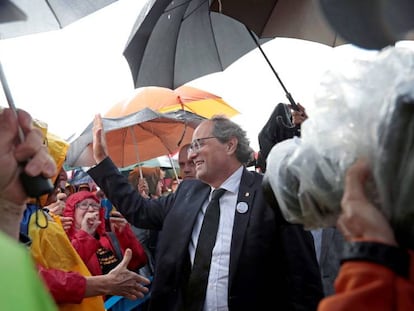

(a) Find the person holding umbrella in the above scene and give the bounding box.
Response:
[88,113,323,311]
[0,107,58,311]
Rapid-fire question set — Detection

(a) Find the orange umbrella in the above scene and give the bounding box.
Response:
[104,85,239,119]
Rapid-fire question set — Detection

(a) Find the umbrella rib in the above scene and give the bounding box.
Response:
[209,16,224,70]
[44,0,63,28]
[129,126,143,178]
[165,0,192,14]
[139,121,180,155]
[182,0,209,21]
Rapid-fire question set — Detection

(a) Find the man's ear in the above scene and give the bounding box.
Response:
[227,137,238,154]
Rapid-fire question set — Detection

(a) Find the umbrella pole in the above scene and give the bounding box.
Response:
[167,154,181,185]
[128,127,143,179]
[0,61,54,197]
[245,26,299,111]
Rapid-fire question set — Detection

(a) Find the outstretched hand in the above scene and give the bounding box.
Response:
[92,114,109,164]
[337,159,397,246]
[107,248,151,299]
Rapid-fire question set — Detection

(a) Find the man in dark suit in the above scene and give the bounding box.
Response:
[88,114,323,311]
[314,227,345,296]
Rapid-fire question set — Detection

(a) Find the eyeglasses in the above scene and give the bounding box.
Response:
[76,201,101,211]
[188,136,217,154]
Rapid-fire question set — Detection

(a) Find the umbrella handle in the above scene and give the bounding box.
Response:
[168,154,180,185]
[0,61,54,197]
[128,127,143,179]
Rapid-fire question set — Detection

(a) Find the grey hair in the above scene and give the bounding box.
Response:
[210,115,252,164]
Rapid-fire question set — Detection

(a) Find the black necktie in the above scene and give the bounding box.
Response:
[183,188,226,311]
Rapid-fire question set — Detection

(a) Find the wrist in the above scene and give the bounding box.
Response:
[341,241,410,278]
[0,197,26,240]
[84,274,111,297]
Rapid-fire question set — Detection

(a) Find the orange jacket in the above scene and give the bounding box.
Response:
[318,250,414,311]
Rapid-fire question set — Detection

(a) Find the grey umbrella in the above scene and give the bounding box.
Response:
[65,108,205,169]
[0,0,117,196]
[0,0,117,39]
[123,0,260,90]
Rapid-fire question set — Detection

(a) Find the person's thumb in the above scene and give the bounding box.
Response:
[341,159,370,207]
[118,248,132,269]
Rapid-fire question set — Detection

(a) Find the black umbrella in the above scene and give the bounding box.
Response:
[124,0,343,111]
[209,0,349,110]
[123,0,260,90]
[319,0,414,50]
[0,0,117,39]
[210,0,345,45]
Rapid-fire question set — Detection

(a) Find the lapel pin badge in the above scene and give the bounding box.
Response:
[236,202,248,214]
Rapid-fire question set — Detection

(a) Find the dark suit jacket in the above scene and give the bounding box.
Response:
[319,227,345,296]
[89,158,324,311]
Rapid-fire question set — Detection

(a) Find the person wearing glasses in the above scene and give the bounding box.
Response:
[63,191,148,278]
[87,114,323,311]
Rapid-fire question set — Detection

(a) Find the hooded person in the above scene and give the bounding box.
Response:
[20,121,150,310]
[63,191,147,276]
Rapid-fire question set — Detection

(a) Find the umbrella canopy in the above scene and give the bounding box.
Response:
[105,85,239,119]
[66,108,204,168]
[0,0,117,39]
[319,0,414,50]
[123,0,260,89]
[210,0,346,46]
[123,0,348,109]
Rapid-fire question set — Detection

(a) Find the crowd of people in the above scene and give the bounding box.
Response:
[2,96,413,311]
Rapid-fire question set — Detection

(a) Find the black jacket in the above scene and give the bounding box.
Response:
[89,157,323,311]
[258,103,301,172]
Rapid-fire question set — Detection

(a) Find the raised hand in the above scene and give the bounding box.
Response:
[137,177,150,198]
[337,159,397,246]
[109,211,128,233]
[92,114,109,164]
[81,211,101,235]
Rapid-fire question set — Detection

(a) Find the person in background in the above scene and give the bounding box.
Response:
[257,102,307,173]
[88,113,323,311]
[18,119,150,310]
[39,166,73,231]
[0,107,58,311]
[318,159,414,311]
[260,102,344,296]
[63,191,148,277]
[178,143,196,180]
[292,104,345,297]
[130,167,164,200]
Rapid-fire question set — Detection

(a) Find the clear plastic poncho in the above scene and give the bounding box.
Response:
[264,46,414,249]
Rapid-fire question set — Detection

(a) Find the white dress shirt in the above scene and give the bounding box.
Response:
[189,166,243,311]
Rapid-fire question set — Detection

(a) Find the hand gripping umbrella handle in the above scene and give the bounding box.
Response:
[0,61,54,198]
